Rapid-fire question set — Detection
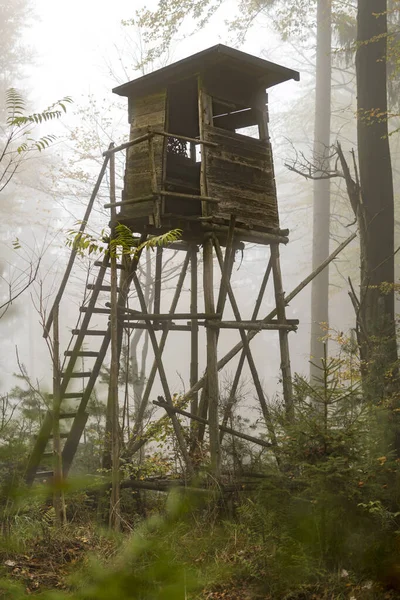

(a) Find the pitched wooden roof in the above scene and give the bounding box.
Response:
[113,44,300,98]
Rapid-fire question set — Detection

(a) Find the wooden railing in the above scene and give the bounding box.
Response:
[44,127,218,338]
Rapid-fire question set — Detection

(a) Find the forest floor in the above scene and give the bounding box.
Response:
[0,523,399,599]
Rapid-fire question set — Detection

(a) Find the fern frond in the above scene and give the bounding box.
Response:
[33,134,58,152]
[16,135,58,154]
[6,92,73,127]
[137,229,182,252]
[6,88,26,118]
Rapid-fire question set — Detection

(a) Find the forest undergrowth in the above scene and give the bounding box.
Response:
[1,349,400,599]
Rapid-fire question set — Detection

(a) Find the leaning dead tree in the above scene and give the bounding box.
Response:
[286,136,397,402]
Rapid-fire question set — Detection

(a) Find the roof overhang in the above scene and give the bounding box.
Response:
[113,44,300,98]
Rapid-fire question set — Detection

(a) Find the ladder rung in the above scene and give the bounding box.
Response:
[49,433,69,439]
[86,284,120,292]
[62,371,92,378]
[42,452,54,458]
[80,307,110,315]
[35,471,53,478]
[60,412,78,419]
[72,329,108,336]
[49,392,83,399]
[64,351,100,357]
[94,261,125,270]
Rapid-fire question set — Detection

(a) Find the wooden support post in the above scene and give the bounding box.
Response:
[52,305,66,525]
[198,84,213,218]
[148,134,161,227]
[270,243,294,421]
[190,244,199,433]
[255,91,270,143]
[213,239,278,452]
[127,233,357,457]
[108,149,120,531]
[131,253,190,439]
[220,256,273,441]
[103,233,147,472]
[197,219,235,446]
[203,235,220,476]
[216,215,236,317]
[154,246,162,326]
[132,271,194,477]
[153,399,272,449]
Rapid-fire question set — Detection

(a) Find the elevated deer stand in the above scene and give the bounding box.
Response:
[27,45,353,485]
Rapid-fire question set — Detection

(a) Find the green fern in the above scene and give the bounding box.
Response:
[67,222,182,259]
[6,88,73,127]
[137,229,183,252]
[17,135,58,154]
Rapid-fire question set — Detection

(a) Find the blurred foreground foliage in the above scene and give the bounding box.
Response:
[0,343,400,598]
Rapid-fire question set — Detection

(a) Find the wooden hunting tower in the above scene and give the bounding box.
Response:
[113,44,299,244]
[25,46,300,486]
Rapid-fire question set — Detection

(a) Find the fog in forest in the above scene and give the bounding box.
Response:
[1,0,365,402]
[3,0,400,597]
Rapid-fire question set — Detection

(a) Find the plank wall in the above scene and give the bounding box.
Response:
[203,124,279,230]
[122,90,167,221]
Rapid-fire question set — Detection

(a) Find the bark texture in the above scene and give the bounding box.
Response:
[356,0,397,395]
[310,0,332,382]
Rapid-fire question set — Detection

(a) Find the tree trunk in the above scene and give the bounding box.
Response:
[356,0,397,397]
[310,0,332,383]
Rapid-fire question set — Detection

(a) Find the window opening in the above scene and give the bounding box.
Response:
[212,100,260,139]
[164,77,201,217]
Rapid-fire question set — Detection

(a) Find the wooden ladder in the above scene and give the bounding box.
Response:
[25,141,134,485]
[25,253,117,484]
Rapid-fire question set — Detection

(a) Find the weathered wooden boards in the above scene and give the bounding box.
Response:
[123,91,167,221]
[119,71,280,237]
[203,124,278,230]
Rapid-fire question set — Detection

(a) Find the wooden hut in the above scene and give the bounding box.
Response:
[113,44,299,245]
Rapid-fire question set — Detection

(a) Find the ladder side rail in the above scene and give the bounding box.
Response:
[44,149,112,338]
[62,328,111,476]
[60,253,110,393]
[25,411,53,485]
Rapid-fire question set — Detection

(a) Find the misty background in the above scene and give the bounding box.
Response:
[1,0,382,412]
